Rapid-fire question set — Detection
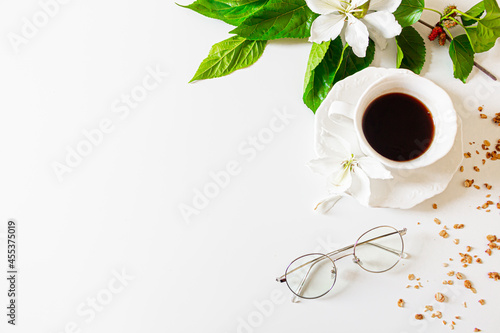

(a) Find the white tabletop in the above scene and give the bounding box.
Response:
[0,0,499,332]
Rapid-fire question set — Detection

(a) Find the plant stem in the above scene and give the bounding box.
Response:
[442,8,479,21]
[417,19,497,81]
[449,17,466,30]
[441,25,454,39]
[423,7,443,15]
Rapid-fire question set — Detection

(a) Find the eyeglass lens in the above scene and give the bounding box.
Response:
[353,226,404,272]
[285,254,337,299]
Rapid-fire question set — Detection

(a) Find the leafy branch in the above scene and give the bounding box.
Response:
[183,0,500,112]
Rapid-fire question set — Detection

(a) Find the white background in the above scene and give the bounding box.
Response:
[0,0,499,332]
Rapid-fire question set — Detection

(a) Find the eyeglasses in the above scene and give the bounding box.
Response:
[276,225,407,302]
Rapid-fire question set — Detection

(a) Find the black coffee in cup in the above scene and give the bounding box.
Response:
[361,93,435,162]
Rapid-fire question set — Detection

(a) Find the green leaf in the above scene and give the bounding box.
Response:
[466,26,496,52]
[449,34,475,83]
[475,0,500,47]
[393,0,424,27]
[180,0,268,26]
[190,36,267,82]
[395,26,426,74]
[303,38,343,112]
[396,44,404,68]
[462,1,484,26]
[303,39,375,113]
[230,0,318,40]
[304,41,331,90]
[333,39,375,85]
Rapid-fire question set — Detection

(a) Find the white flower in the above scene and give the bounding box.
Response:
[308,129,392,212]
[306,0,402,57]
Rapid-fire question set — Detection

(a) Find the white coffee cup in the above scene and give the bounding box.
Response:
[330,70,457,170]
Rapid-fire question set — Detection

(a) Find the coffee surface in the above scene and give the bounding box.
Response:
[362,93,435,162]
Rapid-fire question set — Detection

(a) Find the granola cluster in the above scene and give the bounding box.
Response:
[461,135,500,212]
[398,224,500,331]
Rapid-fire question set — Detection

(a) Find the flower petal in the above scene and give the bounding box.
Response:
[368,0,401,13]
[319,128,352,157]
[309,13,346,44]
[363,22,387,49]
[314,193,344,213]
[327,165,352,191]
[351,0,369,7]
[363,11,401,39]
[307,156,345,176]
[357,156,393,179]
[305,0,343,15]
[345,14,369,57]
[350,166,371,206]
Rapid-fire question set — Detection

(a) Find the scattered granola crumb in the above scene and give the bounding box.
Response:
[474,185,480,189]
[464,302,467,308]
[434,218,441,225]
[434,311,442,319]
[454,224,464,229]
[476,258,483,263]
[474,329,481,332]
[415,314,424,320]
[456,272,465,280]
[408,274,415,281]
[454,239,459,245]
[478,299,485,305]
[488,272,500,280]
[466,246,472,252]
[439,230,449,238]
[473,166,480,172]
[398,298,404,307]
[432,203,438,209]
[494,112,500,124]
[443,263,449,267]
[478,106,483,111]
[447,271,455,276]
[435,292,445,302]
[464,152,472,158]
[459,165,464,172]
[480,113,487,119]
[455,316,460,320]
[464,179,474,187]
[424,305,433,312]
[487,235,497,242]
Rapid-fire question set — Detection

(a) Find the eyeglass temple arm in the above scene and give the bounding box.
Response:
[364,242,407,257]
[291,260,318,302]
[291,253,339,302]
[276,228,407,283]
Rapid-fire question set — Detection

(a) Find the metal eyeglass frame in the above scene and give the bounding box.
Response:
[276,225,407,301]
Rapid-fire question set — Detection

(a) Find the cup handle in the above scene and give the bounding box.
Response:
[328,101,355,126]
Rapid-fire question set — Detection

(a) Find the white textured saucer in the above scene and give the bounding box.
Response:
[314,67,464,209]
